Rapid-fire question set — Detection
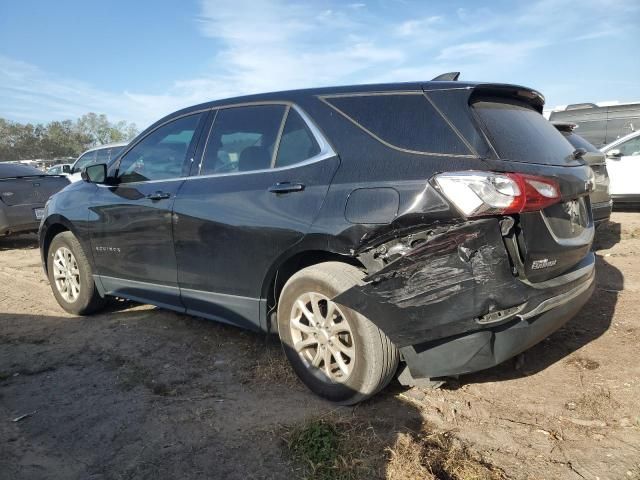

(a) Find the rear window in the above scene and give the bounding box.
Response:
[474,99,575,164]
[322,93,472,155]
[560,131,599,153]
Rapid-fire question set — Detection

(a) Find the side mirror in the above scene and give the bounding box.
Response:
[81,163,107,183]
[62,165,71,173]
[606,149,622,158]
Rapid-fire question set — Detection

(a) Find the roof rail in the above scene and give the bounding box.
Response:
[431,72,460,81]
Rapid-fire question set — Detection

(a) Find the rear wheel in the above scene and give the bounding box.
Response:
[277,262,399,404]
[47,231,106,315]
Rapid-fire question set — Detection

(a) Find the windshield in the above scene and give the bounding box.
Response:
[473,98,575,164]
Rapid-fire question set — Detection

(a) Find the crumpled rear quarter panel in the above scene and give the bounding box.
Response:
[333,219,530,348]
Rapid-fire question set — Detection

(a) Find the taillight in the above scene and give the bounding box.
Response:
[433,171,561,217]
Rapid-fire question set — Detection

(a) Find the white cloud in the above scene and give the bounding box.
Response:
[437,40,546,62]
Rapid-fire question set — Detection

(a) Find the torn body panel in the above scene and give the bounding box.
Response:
[332,217,595,379]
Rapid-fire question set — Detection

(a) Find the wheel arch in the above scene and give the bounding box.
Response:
[261,248,365,330]
[40,215,84,275]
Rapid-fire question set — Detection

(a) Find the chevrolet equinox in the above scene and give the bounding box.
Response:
[40,79,596,404]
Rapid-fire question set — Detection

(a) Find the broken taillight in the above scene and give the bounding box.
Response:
[433,171,561,217]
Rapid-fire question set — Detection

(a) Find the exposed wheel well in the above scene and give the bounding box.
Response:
[42,224,69,274]
[264,250,365,330]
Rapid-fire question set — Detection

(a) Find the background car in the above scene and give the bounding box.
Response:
[549,101,639,148]
[46,163,72,175]
[67,142,127,183]
[553,122,611,223]
[601,130,640,205]
[0,162,69,236]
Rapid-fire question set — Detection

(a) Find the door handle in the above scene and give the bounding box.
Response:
[146,191,171,201]
[268,182,305,194]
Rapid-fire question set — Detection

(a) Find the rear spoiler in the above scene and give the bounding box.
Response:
[551,121,578,132]
[431,72,460,81]
[469,84,546,113]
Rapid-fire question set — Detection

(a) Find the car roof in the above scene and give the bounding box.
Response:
[156,80,542,123]
[82,141,129,154]
[0,162,44,177]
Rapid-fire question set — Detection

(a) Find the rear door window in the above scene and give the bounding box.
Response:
[275,109,320,167]
[199,105,286,175]
[322,93,472,155]
[473,99,575,164]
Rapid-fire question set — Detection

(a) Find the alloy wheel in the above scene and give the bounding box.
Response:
[52,247,81,303]
[289,292,355,383]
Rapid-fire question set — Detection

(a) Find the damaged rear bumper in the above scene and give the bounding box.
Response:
[333,217,595,380]
[400,267,594,378]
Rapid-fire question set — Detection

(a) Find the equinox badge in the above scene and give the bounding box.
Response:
[531,258,558,270]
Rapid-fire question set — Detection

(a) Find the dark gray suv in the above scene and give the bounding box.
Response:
[40,80,596,404]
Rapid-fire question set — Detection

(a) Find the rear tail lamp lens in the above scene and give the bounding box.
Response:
[434,171,561,217]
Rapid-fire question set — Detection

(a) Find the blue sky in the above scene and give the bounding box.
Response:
[1,0,639,128]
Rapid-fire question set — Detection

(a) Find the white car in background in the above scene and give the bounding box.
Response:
[46,163,72,176]
[67,142,128,183]
[601,130,640,205]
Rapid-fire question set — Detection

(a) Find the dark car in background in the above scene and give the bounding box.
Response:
[40,80,596,404]
[553,122,611,223]
[549,102,640,148]
[1,163,69,236]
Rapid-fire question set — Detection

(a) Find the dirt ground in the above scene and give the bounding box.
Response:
[1,212,639,480]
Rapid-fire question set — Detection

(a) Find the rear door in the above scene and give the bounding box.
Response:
[604,134,640,196]
[90,112,207,309]
[173,104,339,329]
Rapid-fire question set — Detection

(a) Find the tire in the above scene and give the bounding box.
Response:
[47,231,107,315]
[277,261,399,405]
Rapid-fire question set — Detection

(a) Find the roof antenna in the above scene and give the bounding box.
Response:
[431,72,460,81]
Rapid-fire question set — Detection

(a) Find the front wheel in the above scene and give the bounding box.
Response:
[47,231,106,315]
[277,262,399,405]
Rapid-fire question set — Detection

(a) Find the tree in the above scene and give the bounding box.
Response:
[0,114,139,161]
[76,113,138,146]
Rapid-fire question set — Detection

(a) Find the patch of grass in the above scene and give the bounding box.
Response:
[243,343,298,386]
[283,414,504,480]
[283,415,380,480]
[572,387,619,419]
[386,431,505,480]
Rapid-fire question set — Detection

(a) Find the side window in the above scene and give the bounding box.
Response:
[109,146,125,161]
[618,136,640,156]
[72,150,97,173]
[322,93,472,155]
[118,113,203,183]
[95,147,110,164]
[275,109,320,167]
[200,105,286,175]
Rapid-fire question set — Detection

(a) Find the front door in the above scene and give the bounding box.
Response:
[173,104,339,329]
[90,112,208,309]
[606,134,640,196]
